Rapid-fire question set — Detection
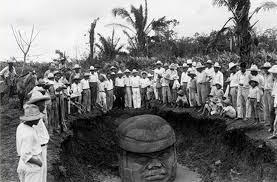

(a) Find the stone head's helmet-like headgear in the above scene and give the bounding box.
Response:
[117,114,177,182]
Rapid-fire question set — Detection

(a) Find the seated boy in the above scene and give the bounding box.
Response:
[176,89,189,108]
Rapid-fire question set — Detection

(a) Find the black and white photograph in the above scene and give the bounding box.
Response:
[1,0,277,181]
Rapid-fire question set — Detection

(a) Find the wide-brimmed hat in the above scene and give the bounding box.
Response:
[20,104,44,122]
[27,90,50,104]
[156,61,162,65]
[262,62,271,69]
[187,59,192,65]
[36,79,45,86]
[124,69,131,73]
[147,73,153,77]
[73,64,81,69]
[110,66,116,70]
[89,66,95,70]
[117,70,123,74]
[164,63,169,67]
[214,62,221,68]
[169,63,176,69]
[48,73,54,79]
[84,73,90,77]
[188,68,197,76]
[53,70,61,76]
[207,60,213,64]
[269,65,277,74]
[228,62,237,70]
[249,77,259,85]
[132,69,138,73]
[196,62,205,69]
[141,71,147,75]
[7,57,16,63]
[248,65,260,72]
[192,61,197,67]
[73,75,81,80]
[111,72,116,75]
[183,63,188,68]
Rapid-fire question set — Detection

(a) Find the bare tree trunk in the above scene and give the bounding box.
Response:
[89,18,99,63]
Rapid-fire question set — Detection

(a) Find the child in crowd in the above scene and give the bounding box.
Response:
[247,78,260,122]
[188,69,198,107]
[210,82,224,101]
[176,89,188,108]
[220,99,236,119]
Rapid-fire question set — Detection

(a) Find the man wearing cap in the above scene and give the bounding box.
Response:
[89,66,99,108]
[44,63,56,79]
[210,62,223,94]
[115,70,125,109]
[81,73,91,112]
[16,104,44,182]
[262,62,274,127]
[124,69,132,109]
[154,61,165,100]
[237,62,251,120]
[69,64,81,83]
[130,69,141,109]
[0,57,17,98]
[228,62,239,109]
[27,91,51,182]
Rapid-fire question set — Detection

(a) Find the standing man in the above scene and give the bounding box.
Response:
[205,60,215,94]
[210,62,224,94]
[27,91,51,182]
[130,69,141,109]
[236,62,251,120]
[81,73,91,112]
[69,64,81,83]
[165,63,178,98]
[106,72,114,111]
[228,62,239,109]
[124,69,132,109]
[89,66,98,109]
[44,63,56,79]
[262,62,274,128]
[140,71,150,108]
[196,62,208,106]
[181,63,190,101]
[153,61,165,100]
[115,70,125,109]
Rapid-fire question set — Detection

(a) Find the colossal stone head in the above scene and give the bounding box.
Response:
[117,114,177,182]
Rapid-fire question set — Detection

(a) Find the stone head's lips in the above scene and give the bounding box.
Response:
[117,114,176,153]
[143,169,167,181]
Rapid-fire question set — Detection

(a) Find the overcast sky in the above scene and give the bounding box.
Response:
[0,0,276,62]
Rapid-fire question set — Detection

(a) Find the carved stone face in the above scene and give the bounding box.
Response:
[119,146,177,182]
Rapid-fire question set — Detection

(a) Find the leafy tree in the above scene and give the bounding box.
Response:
[95,29,124,61]
[212,0,277,63]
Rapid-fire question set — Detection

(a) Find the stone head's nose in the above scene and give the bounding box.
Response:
[147,159,163,169]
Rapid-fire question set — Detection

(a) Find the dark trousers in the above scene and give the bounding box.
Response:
[90,82,98,108]
[116,87,125,109]
[141,88,147,108]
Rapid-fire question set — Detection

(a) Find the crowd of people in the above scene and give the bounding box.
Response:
[2,56,277,182]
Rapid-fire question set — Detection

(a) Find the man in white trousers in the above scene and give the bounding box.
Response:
[27,91,51,182]
[124,69,133,108]
[130,69,141,109]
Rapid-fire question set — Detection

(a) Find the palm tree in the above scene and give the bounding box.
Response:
[95,29,124,60]
[110,0,160,56]
[212,0,277,63]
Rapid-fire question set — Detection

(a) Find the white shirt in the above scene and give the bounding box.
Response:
[172,79,180,89]
[237,70,251,88]
[264,73,274,90]
[16,123,42,163]
[89,72,98,83]
[196,71,208,84]
[154,68,165,81]
[33,118,49,145]
[81,79,90,90]
[53,80,65,95]
[115,77,125,87]
[130,76,141,88]
[164,69,178,80]
[140,78,150,88]
[248,86,261,102]
[211,71,224,87]
[223,106,236,118]
[0,66,16,78]
[71,82,82,98]
[124,76,132,87]
[106,79,114,90]
[181,72,191,85]
[250,74,264,90]
[98,81,107,92]
[205,67,214,82]
[229,72,239,87]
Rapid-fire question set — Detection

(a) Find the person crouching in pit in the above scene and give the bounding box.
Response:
[140,71,150,108]
[16,104,44,182]
[247,78,260,123]
[81,73,91,112]
[176,89,188,108]
[98,74,108,113]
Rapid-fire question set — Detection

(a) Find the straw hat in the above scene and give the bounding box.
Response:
[89,66,95,70]
[269,65,277,74]
[164,63,169,67]
[262,62,271,69]
[183,63,188,68]
[196,62,205,69]
[53,70,61,76]
[27,90,50,104]
[156,61,162,65]
[84,72,90,77]
[214,62,221,68]
[117,70,123,74]
[111,72,116,75]
[124,69,131,73]
[192,61,197,67]
[47,73,54,79]
[187,59,192,65]
[141,71,147,75]
[188,69,197,76]
[169,63,175,69]
[207,60,213,64]
[20,104,44,122]
[7,57,16,63]
[248,65,260,72]
[73,64,81,69]
[147,73,153,78]
[228,62,237,70]
[110,66,116,70]
[132,69,138,73]
[73,75,81,80]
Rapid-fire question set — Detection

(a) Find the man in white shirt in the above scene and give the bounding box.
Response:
[140,71,150,108]
[210,62,224,94]
[106,73,114,111]
[130,69,141,109]
[196,62,208,106]
[89,66,99,109]
[262,62,274,126]
[181,63,190,90]
[228,62,239,109]
[44,63,55,79]
[236,62,251,120]
[124,69,132,108]
[81,73,91,112]
[115,70,125,109]
[205,60,215,93]
[98,74,108,113]
[154,61,165,100]
[27,92,51,182]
